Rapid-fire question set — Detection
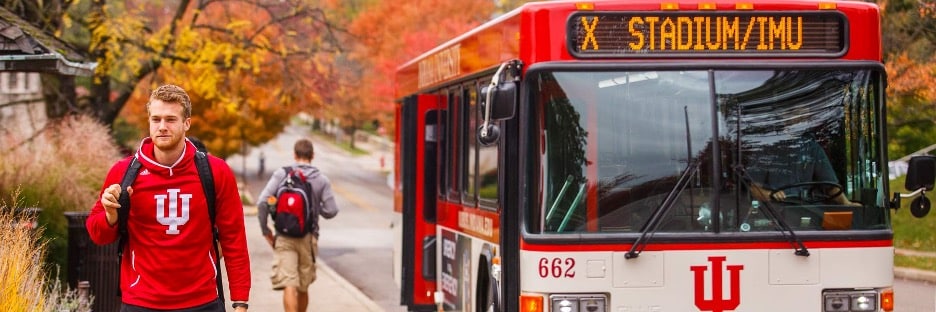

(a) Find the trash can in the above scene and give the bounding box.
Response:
[66,211,121,312]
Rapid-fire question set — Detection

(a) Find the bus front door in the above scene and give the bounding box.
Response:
[399,94,441,311]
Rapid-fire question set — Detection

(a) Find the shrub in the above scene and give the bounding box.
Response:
[0,114,122,281]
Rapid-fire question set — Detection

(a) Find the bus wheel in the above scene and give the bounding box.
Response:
[476,255,500,312]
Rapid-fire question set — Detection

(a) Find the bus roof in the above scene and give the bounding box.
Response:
[395,0,881,98]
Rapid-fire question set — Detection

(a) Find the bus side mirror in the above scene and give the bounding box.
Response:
[478,61,520,146]
[905,155,935,192]
[891,155,935,217]
[482,82,517,121]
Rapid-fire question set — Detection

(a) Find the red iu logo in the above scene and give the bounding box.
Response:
[690,256,744,312]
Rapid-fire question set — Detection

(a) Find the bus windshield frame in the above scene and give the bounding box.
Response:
[523,62,888,241]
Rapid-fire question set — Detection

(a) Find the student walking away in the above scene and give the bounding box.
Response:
[257,138,339,312]
[86,84,251,312]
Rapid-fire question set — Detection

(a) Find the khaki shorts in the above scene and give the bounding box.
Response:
[271,234,318,291]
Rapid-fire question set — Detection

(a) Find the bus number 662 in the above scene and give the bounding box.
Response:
[538,257,576,278]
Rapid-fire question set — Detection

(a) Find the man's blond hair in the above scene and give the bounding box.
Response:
[147,84,192,118]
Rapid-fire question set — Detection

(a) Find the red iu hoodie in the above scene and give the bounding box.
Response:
[87,138,250,309]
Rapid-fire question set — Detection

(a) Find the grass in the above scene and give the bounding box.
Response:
[311,131,369,156]
[889,175,936,252]
[895,254,936,271]
[889,174,936,272]
[0,193,93,312]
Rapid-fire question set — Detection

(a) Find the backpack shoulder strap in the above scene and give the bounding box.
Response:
[117,156,142,255]
[193,151,225,305]
[194,151,216,224]
[115,156,141,297]
[299,168,319,235]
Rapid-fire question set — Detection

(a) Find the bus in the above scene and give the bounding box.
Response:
[392,1,936,311]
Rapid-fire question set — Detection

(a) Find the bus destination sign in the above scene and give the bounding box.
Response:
[568,12,846,57]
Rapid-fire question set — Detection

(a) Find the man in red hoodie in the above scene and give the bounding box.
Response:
[87,84,251,311]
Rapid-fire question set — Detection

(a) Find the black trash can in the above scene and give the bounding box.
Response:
[66,211,121,312]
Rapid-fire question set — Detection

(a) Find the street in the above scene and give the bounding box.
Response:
[228,123,936,312]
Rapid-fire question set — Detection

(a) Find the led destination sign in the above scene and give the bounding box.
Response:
[569,12,846,57]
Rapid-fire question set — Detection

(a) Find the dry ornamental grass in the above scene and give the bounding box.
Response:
[0,200,50,311]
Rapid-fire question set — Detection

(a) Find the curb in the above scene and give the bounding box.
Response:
[894,266,936,283]
[318,259,387,312]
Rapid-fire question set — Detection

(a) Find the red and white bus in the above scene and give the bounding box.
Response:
[392,1,935,311]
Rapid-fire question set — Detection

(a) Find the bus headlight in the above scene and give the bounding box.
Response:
[550,294,608,312]
[822,290,878,312]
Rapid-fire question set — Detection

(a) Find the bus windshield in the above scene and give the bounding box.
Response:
[529,68,886,235]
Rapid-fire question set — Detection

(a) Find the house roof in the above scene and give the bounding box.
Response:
[0,7,95,76]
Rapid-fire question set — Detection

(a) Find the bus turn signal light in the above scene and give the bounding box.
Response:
[818,2,837,10]
[575,2,594,10]
[881,289,893,311]
[520,294,544,312]
[736,3,753,10]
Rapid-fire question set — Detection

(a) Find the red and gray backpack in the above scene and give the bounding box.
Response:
[269,166,318,237]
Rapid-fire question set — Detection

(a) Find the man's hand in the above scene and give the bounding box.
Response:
[264,233,275,248]
[234,307,247,312]
[750,184,775,203]
[101,184,132,226]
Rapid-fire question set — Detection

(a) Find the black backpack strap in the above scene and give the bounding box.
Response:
[116,156,142,297]
[194,151,224,305]
[282,166,294,185]
[296,166,319,236]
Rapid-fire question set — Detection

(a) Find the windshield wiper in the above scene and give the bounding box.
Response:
[733,165,810,257]
[626,106,699,259]
[625,158,701,259]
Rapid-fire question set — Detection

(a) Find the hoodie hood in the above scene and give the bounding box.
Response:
[134,137,197,177]
[293,164,322,180]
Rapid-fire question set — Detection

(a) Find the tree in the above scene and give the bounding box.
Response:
[338,0,497,139]
[884,54,936,157]
[4,0,347,158]
[880,0,936,158]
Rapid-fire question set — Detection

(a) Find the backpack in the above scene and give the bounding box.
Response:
[269,166,317,237]
[115,151,225,304]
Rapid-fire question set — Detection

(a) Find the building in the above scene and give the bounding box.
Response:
[0,7,95,137]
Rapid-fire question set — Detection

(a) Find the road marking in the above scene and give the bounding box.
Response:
[332,183,377,212]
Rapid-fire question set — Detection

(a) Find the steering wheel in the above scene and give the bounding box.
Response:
[769,181,844,204]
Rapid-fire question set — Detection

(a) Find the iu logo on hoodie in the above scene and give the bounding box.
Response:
[155,188,191,234]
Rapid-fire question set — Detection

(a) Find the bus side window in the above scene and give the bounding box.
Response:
[448,87,463,201]
[477,81,499,210]
[437,109,449,199]
[465,83,478,205]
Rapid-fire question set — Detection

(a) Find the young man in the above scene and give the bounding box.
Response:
[257,138,339,312]
[86,84,251,311]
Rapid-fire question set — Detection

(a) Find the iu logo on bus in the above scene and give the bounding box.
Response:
[690,256,744,312]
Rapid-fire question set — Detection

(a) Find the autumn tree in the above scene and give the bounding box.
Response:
[334,0,496,140]
[880,0,936,157]
[5,0,346,158]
